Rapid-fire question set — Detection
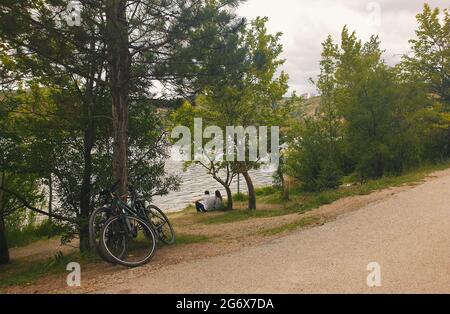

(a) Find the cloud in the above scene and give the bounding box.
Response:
[238,0,448,94]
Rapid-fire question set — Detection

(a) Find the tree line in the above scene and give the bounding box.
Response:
[284,4,449,192]
[170,3,449,209]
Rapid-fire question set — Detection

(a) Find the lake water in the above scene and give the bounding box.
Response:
[152,158,275,212]
[34,159,275,223]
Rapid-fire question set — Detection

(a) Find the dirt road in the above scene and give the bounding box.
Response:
[98,170,450,293]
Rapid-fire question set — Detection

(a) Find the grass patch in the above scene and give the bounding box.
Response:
[258,191,285,204]
[197,160,450,225]
[6,220,65,248]
[197,209,290,225]
[0,251,98,288]
[255,186,280,197]
[176,205,195,214]
[259,216,322,236]
[233,193,248,202]
[234,186,284,204]
[175,233,210,245]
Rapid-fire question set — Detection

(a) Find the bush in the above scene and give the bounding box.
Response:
[255,186,279,196]
[6,220,65,248]
[233,193,248,202]
[316,158,343,190]
[286,119,343,192]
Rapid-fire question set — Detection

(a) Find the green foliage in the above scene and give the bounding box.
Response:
[169,17,295,210]
[0,1,449,268]
[286,118,343,191]
[402,4,450,104]
[197,208,286,225]
[259,216,321,236]
[5,220,65,248]
[286,34,344,191]
[197,17,291,131]
[255,186,280,197]
[0,0,247,253]
[401,4,450,159]
[334,29,427,179]
[233,193,248,202]
[286,11,443,187]
[174,234,210,245]
[198,159,450,226]
[0,251,98,288]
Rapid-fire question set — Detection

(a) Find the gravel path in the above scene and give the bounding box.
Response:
[99,172,450,294]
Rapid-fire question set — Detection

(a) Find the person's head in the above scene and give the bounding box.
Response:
[204,191,210,195]
[215,190,222,200]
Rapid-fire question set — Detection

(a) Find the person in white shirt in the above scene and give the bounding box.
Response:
[195,191,216,213]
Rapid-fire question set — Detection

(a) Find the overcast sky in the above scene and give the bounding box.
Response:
[237,0,448,95]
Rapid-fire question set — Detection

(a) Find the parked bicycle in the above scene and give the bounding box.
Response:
[89,182,175,267]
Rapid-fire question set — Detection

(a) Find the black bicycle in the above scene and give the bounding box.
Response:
[130,185,176,245]
[89,183,175,267]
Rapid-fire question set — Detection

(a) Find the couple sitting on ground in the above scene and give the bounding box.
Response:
[195,190,223,213]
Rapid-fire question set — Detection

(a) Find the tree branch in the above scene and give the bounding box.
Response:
[0,186,76,223]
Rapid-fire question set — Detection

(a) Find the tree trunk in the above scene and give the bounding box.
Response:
[242,171,256,210]
[79,113,95,253]
[48,174,53,224]
[0,172,9,264]
[283,176,290,201]
[106,0,131,196]
[446,128,450,157]
[78,36,99,253]
[224,186,233,211]
[276,163,289,201]
[0,215,9,265]
[213,176,233,211]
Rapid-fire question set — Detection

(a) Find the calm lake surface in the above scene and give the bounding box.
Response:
[152,158,275,212]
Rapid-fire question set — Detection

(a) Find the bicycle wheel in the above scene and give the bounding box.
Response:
[100,215,157,267]
[145,205,176,245]
[89,207,111,250]
[88,207,115,262]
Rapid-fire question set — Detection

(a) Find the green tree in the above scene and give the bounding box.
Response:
[334,28,426,179]
[403,4,449,104]
[402,3,450,159]
[287,26,430,188]
[201,17,291,210]
[169,101,237,211]
[286,117,343,192]
[286,36,344,191]
[0,90,48,264]
[0,0,246,254]
[171,17,292,210]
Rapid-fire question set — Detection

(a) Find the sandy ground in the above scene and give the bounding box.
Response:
[9,238,78,262]
[3,168,450,293]
[97,169,450,294]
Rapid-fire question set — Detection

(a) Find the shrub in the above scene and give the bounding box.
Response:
[286,119,343,192]
[6,220,65,248]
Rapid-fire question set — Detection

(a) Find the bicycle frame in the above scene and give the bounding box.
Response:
[96,185,174,247]
[108,191,152,232]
